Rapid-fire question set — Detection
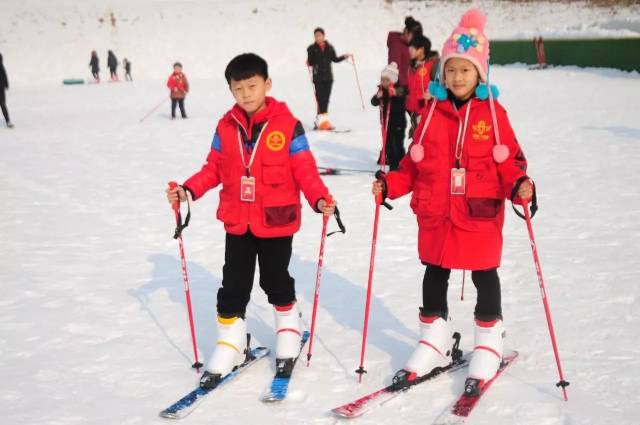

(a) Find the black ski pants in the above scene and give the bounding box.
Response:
[421,264,502,321]
[171,98,186,118]
[0,89,9,124]
[314,80,333,114]
[217,231,296,318]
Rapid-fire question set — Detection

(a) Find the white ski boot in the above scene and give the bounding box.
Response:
[465,319,505,395]
[274,303,302,377]
[400,314,451,381]
[314,113,333,130]
[200,315,248,389]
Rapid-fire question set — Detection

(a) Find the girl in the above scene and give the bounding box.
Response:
[373,9,534,394]
[406,34,436,138]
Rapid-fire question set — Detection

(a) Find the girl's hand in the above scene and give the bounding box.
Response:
[423,90,433,101]
[317,197,337,216]
[166,185,187,204]
[372,180,385,195]
[376,89,383,99]
[518,180,533,201]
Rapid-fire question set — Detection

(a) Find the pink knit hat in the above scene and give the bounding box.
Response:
[440,9,490,82]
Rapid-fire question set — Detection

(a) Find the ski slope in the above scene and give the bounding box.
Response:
[1,1,640,424]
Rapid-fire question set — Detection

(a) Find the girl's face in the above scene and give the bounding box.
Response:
[409,46,424,60]
[380,76,392,89]
[444,58,480,101]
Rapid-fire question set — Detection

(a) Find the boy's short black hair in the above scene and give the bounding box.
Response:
[410,35,431,53]
[404,16,423,37]
[224,53,269,84]
[314,27,325,35]
[173,62,182,68]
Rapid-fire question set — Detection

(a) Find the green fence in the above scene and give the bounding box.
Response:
[491,38,640,72]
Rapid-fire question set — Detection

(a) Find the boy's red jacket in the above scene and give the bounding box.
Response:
[406,60,435,114]
[183,97,329,238]
[385,98,528,270]
[167,72,189,99]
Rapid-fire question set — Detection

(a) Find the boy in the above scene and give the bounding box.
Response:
[166,53,336,389]
[167,62,189,119]
[406,35,436,138]
[370,62,406,170]
[306,27,350,130]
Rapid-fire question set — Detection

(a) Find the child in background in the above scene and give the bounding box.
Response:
[370,62,407,171]
[166,53,336,388]
[123,58,132,81]
[167,62,189,119]
[89,50,100,83]
[372,9,534,394]
[406,35,436,138]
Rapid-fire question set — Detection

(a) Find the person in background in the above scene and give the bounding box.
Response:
[167,62,189,119]
[0,53,13,128]
[306,27,350,130]
[406,35,436,138]
[89,50,100,83]
[387,16,423,94]
[123,58,132,81]
[371,62,406,171]
[107,50,118,81]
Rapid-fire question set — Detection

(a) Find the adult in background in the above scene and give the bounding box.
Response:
[0,53,13,128]
[89,50,100,83]
[387,16,423,92]
[307,27,350,130]
[107,50,118,81]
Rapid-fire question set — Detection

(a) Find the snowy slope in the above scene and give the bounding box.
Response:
[1,1,640,425]
[1,0,640,84]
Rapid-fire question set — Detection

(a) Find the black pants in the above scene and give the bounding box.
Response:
[217,231,296,317]
[0,89,9,124]
[421,264,502,321]
[314,81,333,114]
[109,68,117,79]
[91,71,99,81]
[171,98,186,118]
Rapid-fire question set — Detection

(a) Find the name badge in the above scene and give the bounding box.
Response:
[240,176,256,202]
[451,168,466,195]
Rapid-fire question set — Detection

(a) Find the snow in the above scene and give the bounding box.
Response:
[1,1,640,424]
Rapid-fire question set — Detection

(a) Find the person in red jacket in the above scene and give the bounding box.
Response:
[166,62,189,119]
[166,53,336,389]
[372,9,534,394]
[387,16,423,90]
[406,35,436,137]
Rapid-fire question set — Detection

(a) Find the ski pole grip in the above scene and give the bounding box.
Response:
[168,181,180,212]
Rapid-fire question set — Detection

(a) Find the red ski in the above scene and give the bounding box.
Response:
[432,350,518,424]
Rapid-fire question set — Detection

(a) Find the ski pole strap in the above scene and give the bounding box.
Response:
[374,170,393,210]
[327,206,346,237]
[173,194,191,239]
[510,176,538,220]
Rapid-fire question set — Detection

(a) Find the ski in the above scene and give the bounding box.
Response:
[311,125,352,134]
[431,350,519,425]
[260,330,311,402]
[332,333,467,419]
[318,166,376,176]
[159,345,270,419]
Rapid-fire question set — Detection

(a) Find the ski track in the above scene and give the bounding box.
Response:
[1,1,640,425]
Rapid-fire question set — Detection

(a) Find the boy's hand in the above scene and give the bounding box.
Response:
[317,197,337,216]
[372,179,385,196]
[166,185,187,204]
[376,89,383,99]
[517,180,533,201]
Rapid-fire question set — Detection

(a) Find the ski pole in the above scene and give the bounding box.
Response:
[306,63,320,115]
[355,103,393,382]
[349,54,365,111]
[168,181,203,372]
[520,194,569,401]
[305,194,348,366]
[140,96,169,123]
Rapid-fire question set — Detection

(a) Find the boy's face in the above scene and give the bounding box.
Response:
[444,57,480,101]
[380,77,392,89]
[314,31,325,44]
[409,46,424,60]
[174,65,182,73]
[229,75,272,116]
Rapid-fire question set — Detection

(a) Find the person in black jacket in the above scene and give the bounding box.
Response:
[107,50,118,81]
[89,50,100,83]
[306,27,349,130]
[123,58,132,81]
[0,53,13,128]
[371,62,406,170]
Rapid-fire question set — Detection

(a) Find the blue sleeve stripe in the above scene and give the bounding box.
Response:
[211,132,221,152]
[290,134,310,155]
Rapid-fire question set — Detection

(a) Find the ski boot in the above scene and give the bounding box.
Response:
[273,303,302,378]
[200,315,249,389]
[465,319,505,396]
[314,113,333,131]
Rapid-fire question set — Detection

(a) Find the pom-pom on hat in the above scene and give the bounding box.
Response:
[440,9,490,82]
[381,62,399,84]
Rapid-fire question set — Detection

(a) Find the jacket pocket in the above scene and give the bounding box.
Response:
[216,196,240,226]
[262,193,300,228]
[467,198,501,218]
[262,165,287,185]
